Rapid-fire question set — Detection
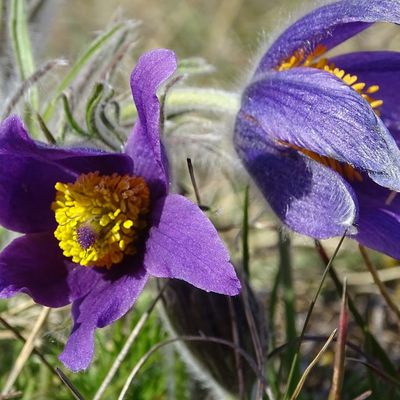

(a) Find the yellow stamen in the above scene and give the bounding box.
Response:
[366,85,380,94]
[279,141,363,182]
[274,44,384,181]
[52,172,150,268]
[351,82,365,91]
[370,99,384,109]
[276,44,383,114]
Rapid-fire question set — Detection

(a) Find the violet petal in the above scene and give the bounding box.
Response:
[125,49,177,198]
[0,116,133,233]
[257,0,400,72]
[331,51,400,141]
[352,178,400,258]
[240,67,400,191]
[59,263,148,371]
[234,108,358,239]
[0,116,133,174]
[144,194,240,295]
[0,233,97,307]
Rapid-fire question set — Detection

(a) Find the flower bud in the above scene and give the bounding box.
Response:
[160,279,266,398]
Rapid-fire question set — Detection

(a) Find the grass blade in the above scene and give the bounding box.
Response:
[117,335,264,400]
[55,368,85,400]
[352,391,372,400]
[242,185,250,278]
[86,83,105,136]
[328,279,348,400]
[1,307,50,395]
[346,358,400,388]
[186,158,202,207]
[0,391,23,400]
[315,241,398,377]
[36,113,56,144]
[60,93,89,137]
[290,329,337,400]
[0,315,57,377]
[9,0,38,110]
[359,245,400,323]
[93,287,167,400]
[267,265,282,398]
[284,233,347,400]
[279,230,300,399]
[9,0,35,80]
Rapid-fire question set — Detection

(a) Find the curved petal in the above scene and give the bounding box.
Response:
[125,49,177,198]
[59,262,148,371]
[0,116,133,233]
[144,194,241,295]
[257,0,400,72]
[0,233,97,307]
[0,154,75,233]
[0,116,133,173]
[331,51,400,141]
[351,178,400,258]
[241,68,400,191]
[234,110,358,239]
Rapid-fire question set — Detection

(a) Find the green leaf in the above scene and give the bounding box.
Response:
[86,83,105,136]
[60,94,89,137]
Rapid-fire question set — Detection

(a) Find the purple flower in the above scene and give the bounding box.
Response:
[0,49,240,371]
[234,0,400,257]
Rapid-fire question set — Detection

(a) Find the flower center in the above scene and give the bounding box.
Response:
[276,44,383,115]
[52,172,150,268]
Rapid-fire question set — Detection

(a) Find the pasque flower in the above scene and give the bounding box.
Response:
[234,0,400,257]
[0,49,240,371]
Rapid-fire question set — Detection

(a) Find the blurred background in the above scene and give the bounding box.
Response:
[2,1,400,399]
[45,0,300,82]
[45,0,400,81]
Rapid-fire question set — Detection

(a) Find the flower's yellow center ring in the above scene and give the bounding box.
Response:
[277,44,383,115]
[276,44,384,183]
[52,172,150,268]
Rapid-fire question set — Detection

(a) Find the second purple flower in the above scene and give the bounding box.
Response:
[234,0,400,258]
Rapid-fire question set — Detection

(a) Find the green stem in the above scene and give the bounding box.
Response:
[242,185,250,278]
[120,87,240,121]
